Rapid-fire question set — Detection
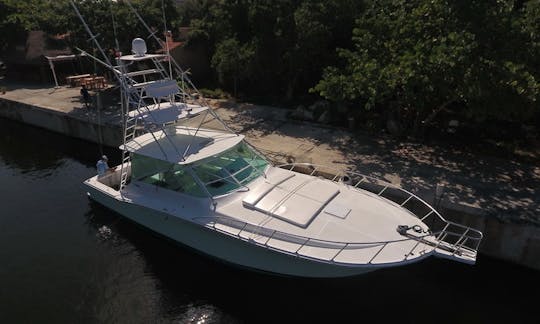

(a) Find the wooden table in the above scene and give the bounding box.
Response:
[81,76,106,90]
[66,74,91,87]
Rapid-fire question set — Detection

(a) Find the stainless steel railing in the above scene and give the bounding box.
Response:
[192,214,440,266]
[193,211,483,266]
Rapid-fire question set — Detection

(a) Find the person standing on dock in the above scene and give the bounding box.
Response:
[80,84,90,109]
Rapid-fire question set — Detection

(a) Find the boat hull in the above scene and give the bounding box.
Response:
[85,184,378,278]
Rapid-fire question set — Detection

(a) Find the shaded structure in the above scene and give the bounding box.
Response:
[45,54,87,88]
[156,28,211,83]
[4,31,88,85]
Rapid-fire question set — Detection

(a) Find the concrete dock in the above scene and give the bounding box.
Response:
[0,83,539,270]
[0,83,123,147]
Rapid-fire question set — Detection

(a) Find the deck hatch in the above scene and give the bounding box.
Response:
[242,168,295,207]
[324,203,351,219]
[252,179,339,228]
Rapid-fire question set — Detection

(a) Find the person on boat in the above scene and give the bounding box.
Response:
[96,155,115,176]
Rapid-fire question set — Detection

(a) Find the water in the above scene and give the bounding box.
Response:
[0,117,538,324]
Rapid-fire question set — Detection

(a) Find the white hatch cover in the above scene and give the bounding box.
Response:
[242,167,295,207]
[246,177,339,228]
[324,203,351,219]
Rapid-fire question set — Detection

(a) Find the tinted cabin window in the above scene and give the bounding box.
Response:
[131,153,206,197]
[193,142,268,196]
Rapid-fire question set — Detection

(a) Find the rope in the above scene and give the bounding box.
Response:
[96,92,105,156]
[91,27,104,156]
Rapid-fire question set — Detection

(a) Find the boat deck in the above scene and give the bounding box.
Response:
[211,168,435,266]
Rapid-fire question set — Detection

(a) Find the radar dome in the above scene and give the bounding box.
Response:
[131,38,147,57]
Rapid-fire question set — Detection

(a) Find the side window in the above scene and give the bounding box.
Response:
[169,165,207,197]
[194,162,239,196]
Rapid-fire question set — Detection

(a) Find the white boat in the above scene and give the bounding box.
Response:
[76,2,483,278]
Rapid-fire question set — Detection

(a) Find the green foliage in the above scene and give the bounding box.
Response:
[211,37,255,96]
[313,0,540,130]
[2,0,539,134]
[181,0,364,99]
[0,0,180,56]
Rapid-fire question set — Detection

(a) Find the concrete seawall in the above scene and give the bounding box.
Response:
[0,95,123,147]
[0,89,538,271]
[441,206,540,270]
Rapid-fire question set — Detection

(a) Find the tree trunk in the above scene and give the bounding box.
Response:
[412,98,456,138]
[422,98,456,126]
[286,74,298,101]
[412,110,423,137]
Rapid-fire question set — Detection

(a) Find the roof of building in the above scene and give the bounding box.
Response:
[6,30,72,64]
[157,40,184,53]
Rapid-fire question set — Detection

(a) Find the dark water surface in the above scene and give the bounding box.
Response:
[0,118,538,324]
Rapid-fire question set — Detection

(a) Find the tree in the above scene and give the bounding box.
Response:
[313,0,540,132]
[180,0,364,101]
[211,37,255,96]
[0,0,180,59]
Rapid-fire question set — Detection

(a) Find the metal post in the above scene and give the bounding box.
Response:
[48,59,59,88]
[435,183,445,210]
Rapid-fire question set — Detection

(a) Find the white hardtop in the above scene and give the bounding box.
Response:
[121,126,244,164]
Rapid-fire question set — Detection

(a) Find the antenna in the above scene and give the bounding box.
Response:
[131,38,147,57]
[161,0,173,78]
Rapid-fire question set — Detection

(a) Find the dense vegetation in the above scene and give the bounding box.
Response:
[180,0,363,101]
[313,0,540,134]
[0,0,180,56]
[0,0,539,141]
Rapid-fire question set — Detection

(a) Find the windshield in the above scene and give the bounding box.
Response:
[132,141,268,197]
[193,141,268,196]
